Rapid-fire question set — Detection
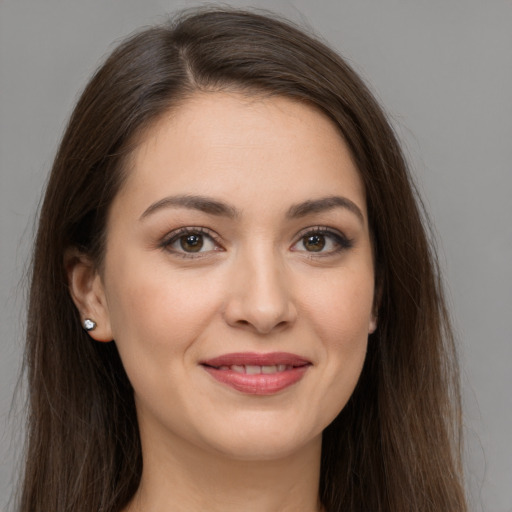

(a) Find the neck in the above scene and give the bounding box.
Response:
[125,428,323,512]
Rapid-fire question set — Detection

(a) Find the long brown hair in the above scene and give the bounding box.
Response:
[19,7,466,511]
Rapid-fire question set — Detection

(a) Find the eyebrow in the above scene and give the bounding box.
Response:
[140,195,239,220]
[286,196,364,224]
[140,194,364,224]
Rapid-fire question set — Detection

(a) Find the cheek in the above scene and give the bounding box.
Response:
[299,267,373,412]
[103,254,222,373]
[302,264,375,341]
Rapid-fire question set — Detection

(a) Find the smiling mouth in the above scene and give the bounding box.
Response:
[200,352,311,395]
[208,364,297,374]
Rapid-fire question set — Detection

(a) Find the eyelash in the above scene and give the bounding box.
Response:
[160,226,353,259]
[160,227,223,259]
[291,226,354,258]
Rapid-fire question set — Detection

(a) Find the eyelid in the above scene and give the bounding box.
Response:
[291,226,354,254]
[160,226,224,257]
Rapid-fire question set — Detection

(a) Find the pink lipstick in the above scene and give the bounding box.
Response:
[201,352,311,395]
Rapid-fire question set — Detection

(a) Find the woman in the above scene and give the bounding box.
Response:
[19,7,467,512]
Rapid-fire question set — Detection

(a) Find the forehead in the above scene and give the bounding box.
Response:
[115,91,367,221]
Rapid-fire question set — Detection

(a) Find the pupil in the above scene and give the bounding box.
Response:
[181,234,203,252]
[304,234,325,252]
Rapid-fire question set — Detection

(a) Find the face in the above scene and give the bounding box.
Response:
[83,92,376,461]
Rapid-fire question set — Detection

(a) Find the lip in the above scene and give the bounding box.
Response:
[200,352,311,395]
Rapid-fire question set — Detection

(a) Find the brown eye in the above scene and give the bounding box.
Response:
[291,228,354,256]
[180,233,204,252]
[303,234,326,252]
[163,228,219,256]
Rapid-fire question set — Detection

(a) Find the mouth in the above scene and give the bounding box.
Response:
[200,352,312,395]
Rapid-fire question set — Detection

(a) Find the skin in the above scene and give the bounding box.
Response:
[68,92,377,512]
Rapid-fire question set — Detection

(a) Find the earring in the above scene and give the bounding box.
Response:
[83,318,97,331]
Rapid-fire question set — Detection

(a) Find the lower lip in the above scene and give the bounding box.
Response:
[202,365,310,395]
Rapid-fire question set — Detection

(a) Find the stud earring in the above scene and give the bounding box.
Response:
[83,318,97,331]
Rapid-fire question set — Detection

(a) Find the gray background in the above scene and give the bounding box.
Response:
[1,1,511,510]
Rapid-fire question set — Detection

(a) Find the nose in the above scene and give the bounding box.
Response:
[223,248,297,335]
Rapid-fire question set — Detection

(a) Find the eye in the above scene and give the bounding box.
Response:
[291,228,353,255]
[161,228,221,256]
[302,233,328,252]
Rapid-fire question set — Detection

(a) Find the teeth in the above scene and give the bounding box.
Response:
[214,364,294,373]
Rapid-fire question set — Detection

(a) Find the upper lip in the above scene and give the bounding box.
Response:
[201,352,311,368]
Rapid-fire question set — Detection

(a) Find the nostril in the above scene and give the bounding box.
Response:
[223,292,297,334]
[231,317,290,335]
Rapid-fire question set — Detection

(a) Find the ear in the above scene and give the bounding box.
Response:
[64,248,113,342]
[369,277,383,334]
[368,313,378,334]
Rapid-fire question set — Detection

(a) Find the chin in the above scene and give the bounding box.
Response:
[212,438,318,462]
[196,418,323,462]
